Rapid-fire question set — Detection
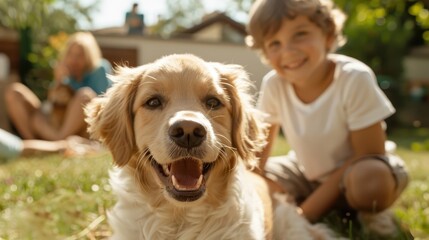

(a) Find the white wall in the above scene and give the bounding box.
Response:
[193,24,222,42]
[94,35,270,91]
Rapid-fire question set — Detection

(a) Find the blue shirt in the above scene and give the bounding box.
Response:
[64,59,112,95]
[125,12,145,34]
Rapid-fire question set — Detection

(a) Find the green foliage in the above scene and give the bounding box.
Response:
[389,128,429,151]
[0,0,54,30]
[0,0,97,43]
[409,1,429,41]
[410,140,429,151]
[391,147,429,239]
[390,128,429,152]
[26,32,69,100]
[150,0,205,37]
[336,1,415,78]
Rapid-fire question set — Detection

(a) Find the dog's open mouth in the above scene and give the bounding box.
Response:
[151,157,214,202]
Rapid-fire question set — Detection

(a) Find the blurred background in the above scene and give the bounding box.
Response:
[0,0,428,134]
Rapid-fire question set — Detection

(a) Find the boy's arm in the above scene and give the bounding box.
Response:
[299,121,386,222]
[256,123,286,194]
[255,123,279,175]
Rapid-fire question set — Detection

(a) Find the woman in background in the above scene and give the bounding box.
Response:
[5,32,112,141]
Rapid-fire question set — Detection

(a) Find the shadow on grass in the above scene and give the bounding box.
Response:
[322,209,414,240]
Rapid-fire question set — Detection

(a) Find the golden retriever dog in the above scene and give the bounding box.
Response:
[85,54,336,240]
[86,54,272,239]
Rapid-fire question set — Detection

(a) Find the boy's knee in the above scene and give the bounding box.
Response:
[343,158,396,212]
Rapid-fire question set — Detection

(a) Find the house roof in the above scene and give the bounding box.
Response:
[91,26,127,35]
[174,12,247,38]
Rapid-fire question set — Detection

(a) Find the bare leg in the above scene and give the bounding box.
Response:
[343,159,396,212]
[345,159,399,236]
[32,87,96,140]
[31,112,57,140]
[21,139,68,156]
[20,135,100,157]
[4,82,41,139]
[59,87,95,138]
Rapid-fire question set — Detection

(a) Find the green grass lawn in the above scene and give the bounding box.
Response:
[0,128,428,239]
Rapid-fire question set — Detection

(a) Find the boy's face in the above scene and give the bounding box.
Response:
[263,15,333,86]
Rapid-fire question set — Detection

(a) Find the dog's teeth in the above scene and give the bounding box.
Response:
[172,175,203,191]
[162,164,170,175]
[196,175,203,187]
[172,175,179,188]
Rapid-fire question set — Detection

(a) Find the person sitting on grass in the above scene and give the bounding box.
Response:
[0,128,98,161]
[4,32,112,141]
[246,0,409,236]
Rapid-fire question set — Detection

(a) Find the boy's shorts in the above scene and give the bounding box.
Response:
[264,152,409,206]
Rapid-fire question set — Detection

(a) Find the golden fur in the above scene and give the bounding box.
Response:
[86,54,273,239]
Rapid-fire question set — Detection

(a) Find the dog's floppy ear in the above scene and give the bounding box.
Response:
[85,66,143,166]
[211,63,267,168]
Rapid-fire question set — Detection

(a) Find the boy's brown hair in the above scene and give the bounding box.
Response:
[246,0,346,54]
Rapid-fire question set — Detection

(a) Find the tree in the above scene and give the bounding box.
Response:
[336,1,414,76]
[150,0,205,37]
[336,0,429,72]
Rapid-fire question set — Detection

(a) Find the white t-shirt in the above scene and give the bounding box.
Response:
[257,54,395,181]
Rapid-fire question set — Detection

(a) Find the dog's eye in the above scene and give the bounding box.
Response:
[205,97,222,110]
[145,97,163,109]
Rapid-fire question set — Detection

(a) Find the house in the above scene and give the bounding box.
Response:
[173,11,247,44]
[92,33,268,90]
[91,11,256,74]
[91,11,269,92]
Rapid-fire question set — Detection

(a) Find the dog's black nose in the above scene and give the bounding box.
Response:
[169,120,206,148]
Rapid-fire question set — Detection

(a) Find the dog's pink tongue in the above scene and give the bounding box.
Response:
[171,158,202,190]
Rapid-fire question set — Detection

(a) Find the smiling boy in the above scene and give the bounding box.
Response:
[247,0,409,236]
